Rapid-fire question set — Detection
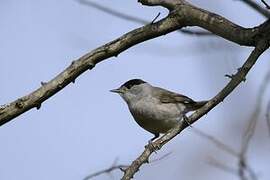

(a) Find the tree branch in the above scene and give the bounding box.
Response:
[121,36,269,180]
[84,164,127,180]
[207,157,238,175]
[84,153,171,180]
[191,127,239,157]
[77,0,213,36]
[0,0,269,128]
[266,101,270,136]
[261,0,270,9]
[240,0,270,18]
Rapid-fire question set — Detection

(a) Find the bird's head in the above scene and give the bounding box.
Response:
[110,79,151,104]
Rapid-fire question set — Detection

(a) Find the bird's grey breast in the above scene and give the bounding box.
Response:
[128,95,185,133]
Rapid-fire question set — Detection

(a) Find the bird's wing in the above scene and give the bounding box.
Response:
[153,87,195,104]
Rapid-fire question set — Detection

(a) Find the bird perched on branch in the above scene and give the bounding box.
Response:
[111,79,207,141]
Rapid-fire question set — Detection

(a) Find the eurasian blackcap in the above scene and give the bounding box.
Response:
[111,79,207,141]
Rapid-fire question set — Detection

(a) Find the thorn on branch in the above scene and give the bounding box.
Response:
[144,158,149,164]
[72,79,76,83]
[88,63,95,70]
[119,167,126,172]
[36,103,41,110]
[151,12,161,24]
[15,100,24,109]
[41,81,47,86]
[225,74,235,79]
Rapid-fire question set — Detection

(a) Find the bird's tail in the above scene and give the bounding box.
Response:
[188,100,208,111]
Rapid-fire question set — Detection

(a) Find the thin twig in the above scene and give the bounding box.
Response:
[240,0,270,18]
[76,0,213,36]
[237,65,270,180]
[121,37,269,180]
[84,153,172,180]
[261,0,270,9]
[241,67,270,153]
[150,152,172,163]
[266,100,270,136]
[83,164,128,180]
[151,12,161,24]
[207,157,238,175]
[191,127,239,157]
[1,0,266,126]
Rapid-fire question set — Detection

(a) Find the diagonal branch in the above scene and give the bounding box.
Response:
[77,0,212,36]
[83,165,127,180]
[121,38,269,179]
[207,157,238,176]
[236,67,270,180]
[191,127,239,157]
[0,0,269,127]
[84,153,171,180]
[240,0,270,18]
[261,0,270,9]
[266,101,270,136]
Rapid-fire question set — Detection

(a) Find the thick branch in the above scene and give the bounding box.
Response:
[139,0,270,45]
[0,13,183,125]
[121,39,269,179]
[0,0,269,126]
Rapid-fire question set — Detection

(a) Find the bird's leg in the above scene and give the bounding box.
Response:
[148,133,159,144]
[146,133,160,153]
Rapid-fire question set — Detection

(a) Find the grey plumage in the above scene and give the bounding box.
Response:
[111,79,207,141]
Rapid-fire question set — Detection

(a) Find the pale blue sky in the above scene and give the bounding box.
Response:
[0,1,270,180]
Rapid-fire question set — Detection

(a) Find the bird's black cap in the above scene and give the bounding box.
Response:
[121,79,146,89]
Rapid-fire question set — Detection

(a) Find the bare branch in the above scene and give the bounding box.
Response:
[121,37,269,179]
[1,0,268,126]
[150,152,172,163]
[266,100,270,136]
[151,12,161,24]
[83,165,128,180]
[207,157,238,175]
[84,153,171,180]
[241,68,270,155]
[78,0,148,24]
[236,62,270,180]
[261,0,270,9]
[77,0,213,36]
[191,127,239,157]
[240,0,270,18]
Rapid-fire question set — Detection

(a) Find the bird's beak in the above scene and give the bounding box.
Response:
[110,88,123,94]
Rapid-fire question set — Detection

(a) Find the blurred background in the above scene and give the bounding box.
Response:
[0,0,270,179]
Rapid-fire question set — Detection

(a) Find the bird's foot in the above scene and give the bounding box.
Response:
[145,140,158,154]
[145,133,160,153]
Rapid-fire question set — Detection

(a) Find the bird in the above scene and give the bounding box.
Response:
[110,79,207,141]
